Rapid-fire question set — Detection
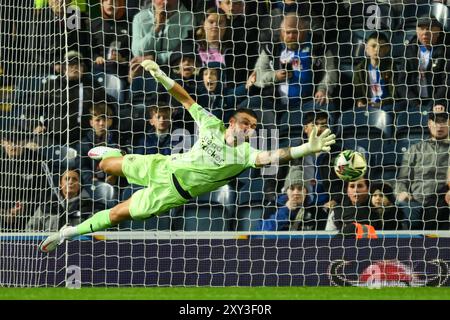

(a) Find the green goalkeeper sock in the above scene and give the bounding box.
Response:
[75,209,113,236]
[102,149,122,160]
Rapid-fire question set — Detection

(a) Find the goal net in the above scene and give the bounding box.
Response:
[0,0,449,288]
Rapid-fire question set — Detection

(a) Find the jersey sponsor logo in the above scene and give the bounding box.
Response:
[200,136,224,166]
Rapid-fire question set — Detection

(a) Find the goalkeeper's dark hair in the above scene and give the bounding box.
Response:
[232,108,258,121]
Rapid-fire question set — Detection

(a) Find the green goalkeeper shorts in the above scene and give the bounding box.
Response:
[122,154,188,220]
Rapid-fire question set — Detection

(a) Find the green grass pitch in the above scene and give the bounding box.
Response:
[1,287,450,300]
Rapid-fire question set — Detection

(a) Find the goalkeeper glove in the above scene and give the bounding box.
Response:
[290,127,336,159]
[141,59,175,91]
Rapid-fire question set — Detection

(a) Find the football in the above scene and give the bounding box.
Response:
[334,150,367,182]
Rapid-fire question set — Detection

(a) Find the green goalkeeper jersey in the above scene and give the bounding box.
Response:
[167,103,261,197]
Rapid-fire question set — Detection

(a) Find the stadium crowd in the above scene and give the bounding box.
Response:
[0,0,450,234]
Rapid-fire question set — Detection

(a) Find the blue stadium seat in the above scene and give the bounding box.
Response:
[339,108,394,139]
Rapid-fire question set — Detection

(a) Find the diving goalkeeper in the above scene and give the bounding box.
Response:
[39,60,336,253]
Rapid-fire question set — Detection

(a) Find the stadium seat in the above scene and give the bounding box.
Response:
[395,110,429,139]
[235,179,269,231]
[339,108,394,139]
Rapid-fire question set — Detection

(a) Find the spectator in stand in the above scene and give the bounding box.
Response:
[81,103,120,187]
[128,0,193,106]
[133,104,183,155]
[261,171,327,231]
[397,16,450,110]
[91,0,131,81]
[0,131,49,231]
[353,32,400,111]
[325,178,382,232]
[131,0,193,67]
[275,111,343,211]
[27,169,103,231]
[169,52,201,97]
[31,51,105,148]
[370,181,403,230]
[396,101,450,230]
[241,13,337,113]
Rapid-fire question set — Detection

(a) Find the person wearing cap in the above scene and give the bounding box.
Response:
[31,50,106,148]
[397,16,450,108]
[396,101,450,230]
[260,172,321,231]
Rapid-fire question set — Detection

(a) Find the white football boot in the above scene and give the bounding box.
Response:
[38,224,71,253]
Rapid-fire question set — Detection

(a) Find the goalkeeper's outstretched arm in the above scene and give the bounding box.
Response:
[255,127,336,167]
[141,60,195,110]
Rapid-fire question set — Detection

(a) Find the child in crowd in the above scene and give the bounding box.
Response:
[81,103,120,187]
[370,181,403,230]
[353,32,397,110]
[260,171,326,231]
[133,104,183,156]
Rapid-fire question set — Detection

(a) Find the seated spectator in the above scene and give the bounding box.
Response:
[173,8,242,89]
[279,111,343,211]
[27,169,103,231]
[397,16,450,109]
[326,178,382,232]
[133,104,183,155]
[194,61,253,123]
[396,101,450,230]
[243,13,337,112]
[216,0,260,83]
[261,172,327,231]
[31,51,105,148]
[169,52,201,96]
[80,103,120,187]
[353,32,399,110]
[131,0,193,67]
[0,131,49,231]
[91,0,131,81]
[370,181,403,230]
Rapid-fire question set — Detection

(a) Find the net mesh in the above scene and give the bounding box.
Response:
[0,0,449,287]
